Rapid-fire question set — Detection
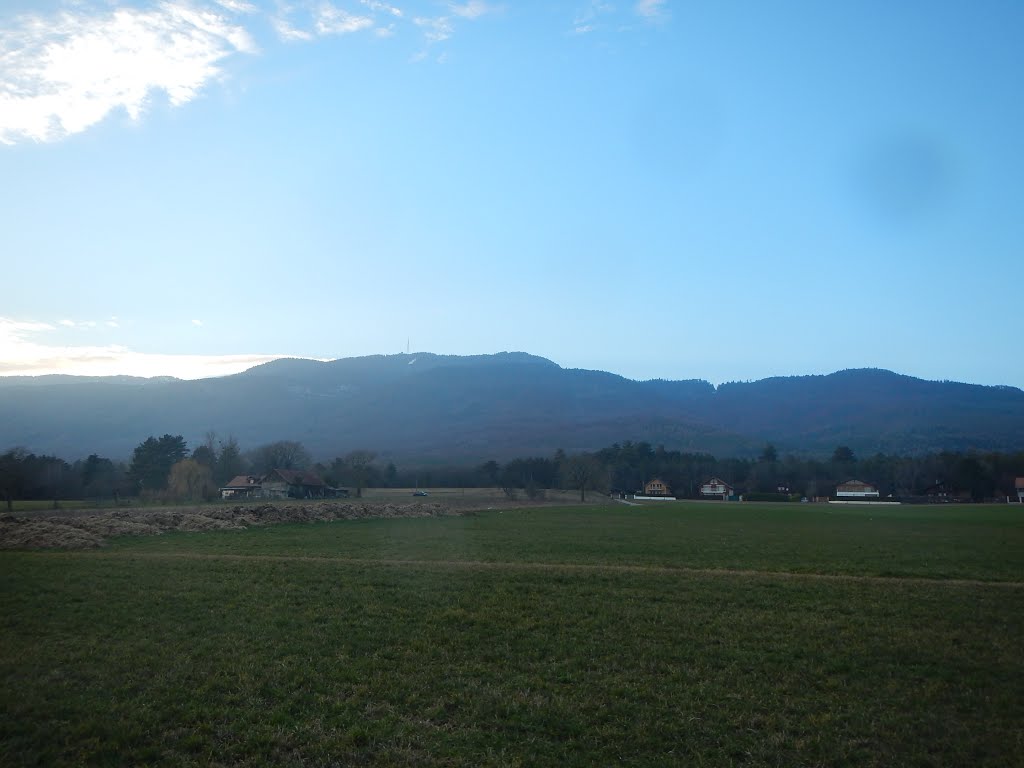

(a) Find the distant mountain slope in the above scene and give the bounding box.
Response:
[0,354,1021,462]
[711,369,1024,454]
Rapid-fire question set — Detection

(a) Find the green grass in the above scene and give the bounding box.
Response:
[110,502,1024,581]
[5,499,88,512]
[2,504,1023,766]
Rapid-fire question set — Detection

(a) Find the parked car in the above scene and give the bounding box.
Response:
[412,490,429,497]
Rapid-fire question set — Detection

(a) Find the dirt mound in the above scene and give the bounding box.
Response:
[0,501,454,550]
[0,515,105,549]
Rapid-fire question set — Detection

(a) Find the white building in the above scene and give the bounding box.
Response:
[700,477,735,500]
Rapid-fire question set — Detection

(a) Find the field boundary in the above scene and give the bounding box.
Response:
[60,551,1024,589]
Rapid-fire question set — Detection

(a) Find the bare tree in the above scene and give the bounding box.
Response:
[564,454,600,502]
[332,450,377,497]
[249,441,311,473]
[215,435,246,486]
[0,448,29,512]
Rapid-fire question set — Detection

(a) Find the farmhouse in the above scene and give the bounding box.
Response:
[700,478,735,500]
[219,469,348,500]
[643,478,671,496]
[836,479,880,498]
[262,469,331,499]
[220,475,263,500]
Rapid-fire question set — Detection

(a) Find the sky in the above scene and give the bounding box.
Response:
[1,0,1021,387]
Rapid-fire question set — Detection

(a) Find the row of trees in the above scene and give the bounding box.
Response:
[4,435,1024,509]
[490,442,1024,502]
[0,435,393,508]
[335,442,1024,502]
[120,436,389,502]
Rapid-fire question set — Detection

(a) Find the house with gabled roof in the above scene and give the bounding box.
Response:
[262,468,330,499]
[219,469,349,500]
[835,479,879,498]
[643,478,671,496]
[700,477,735,500]
[220,475,263,500]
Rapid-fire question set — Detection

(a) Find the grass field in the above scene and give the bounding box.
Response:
[2,503,1023,766]
[5,499,90,512]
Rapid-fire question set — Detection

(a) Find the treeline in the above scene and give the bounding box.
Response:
[371,443,1024,502]
[3,436,1024,510]
[0,434,396,509]
[364,442,1024,502]
[469,442,1024,502]
[485,442,1024,502]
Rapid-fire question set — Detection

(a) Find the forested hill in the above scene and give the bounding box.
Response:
[1,353,1022,462]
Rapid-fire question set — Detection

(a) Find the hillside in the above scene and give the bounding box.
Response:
[0,353,1022,462]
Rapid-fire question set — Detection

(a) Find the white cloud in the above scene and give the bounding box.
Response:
[0,2,256,145]
[449,1,495,19]
[3,319,55,334]
[635,0,668,19]
[361,0,403,17]
[271,2,378,42]
[0,316,291,379]
[314,4,374,35]
[191,319,204,327]
[57,318,104,328]
[571,2,613,34]
[1,1,669,144]
[414,16,453,43]
[271,15,314,41]
[215,0,258,12]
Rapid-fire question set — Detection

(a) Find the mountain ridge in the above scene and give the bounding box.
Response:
[0,353,1021,462]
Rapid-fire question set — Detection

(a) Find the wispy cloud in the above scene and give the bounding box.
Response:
[448,1,496,20]
[410,0,496,53]
[271,0,403,43]
[0,317,289,379]
[413,16,454,43]
[271,14,314,42]
[57,318,103,329]
[0,2,256,145]
[215,0,259,12]
[1,1,665,145]
[571,1,613,35]
[635,0,668,20]
[314,4,374,36]
[3,319,55,335]
[361,0,403,17]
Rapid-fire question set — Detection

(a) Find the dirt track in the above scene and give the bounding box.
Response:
[0,500,455,550]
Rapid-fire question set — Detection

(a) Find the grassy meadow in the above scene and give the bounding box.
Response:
[2,502,1023,766]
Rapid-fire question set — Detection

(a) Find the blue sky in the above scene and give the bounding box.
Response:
[1,0,1021,387]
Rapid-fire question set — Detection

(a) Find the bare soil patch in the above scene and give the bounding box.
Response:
[0,500,453,550]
